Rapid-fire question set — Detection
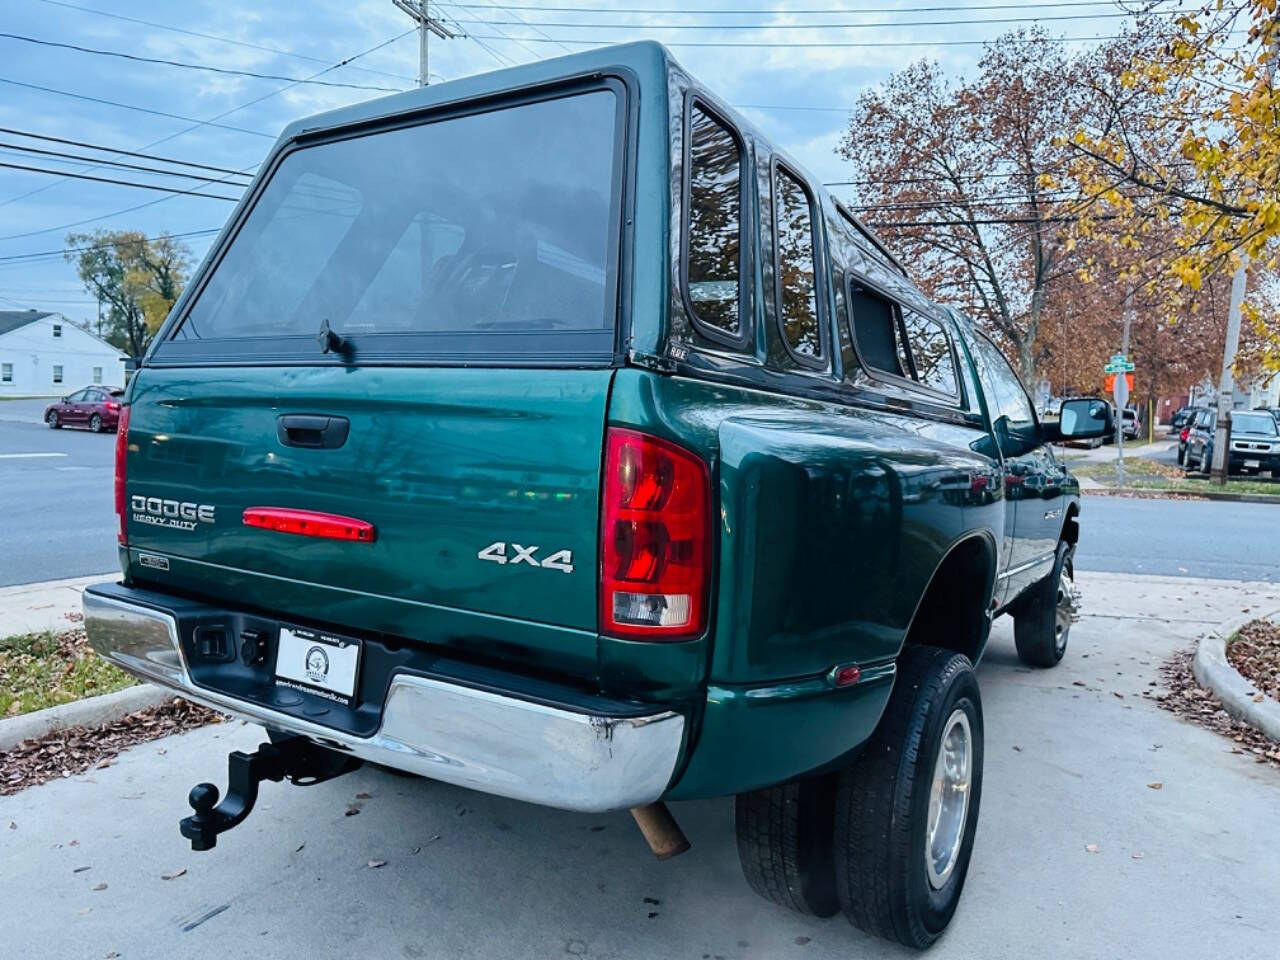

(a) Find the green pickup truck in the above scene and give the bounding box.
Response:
[84,42,1110,949]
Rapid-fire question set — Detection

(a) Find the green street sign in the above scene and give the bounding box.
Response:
[1104,354,1135,373]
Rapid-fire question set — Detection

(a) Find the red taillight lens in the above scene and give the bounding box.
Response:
[114,405,130,544]
[600,428,710,639]
[243,507,376,542]
[106,401,120,411]
[1180,427,1190,441]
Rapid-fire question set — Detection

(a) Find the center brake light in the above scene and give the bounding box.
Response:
[600,428,711,639]
[114,404,130,544]
[243,507,376,543]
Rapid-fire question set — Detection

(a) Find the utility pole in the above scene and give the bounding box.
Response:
[1115,288,1134,485]
[1211,14,1280,484]
[392,0,459,87]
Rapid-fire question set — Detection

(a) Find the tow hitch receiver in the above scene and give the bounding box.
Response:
[180,736,362,850]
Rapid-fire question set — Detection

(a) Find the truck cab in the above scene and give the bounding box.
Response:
[85,42,1109,949]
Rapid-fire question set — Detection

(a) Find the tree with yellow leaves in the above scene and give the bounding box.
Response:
[1063,1,1280,368]
[66,230,192,357]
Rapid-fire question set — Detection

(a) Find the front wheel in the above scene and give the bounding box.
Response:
[89,413,103,433]
[833,646,984,949]
[1013,539,1077,668]
[46,410,60,429]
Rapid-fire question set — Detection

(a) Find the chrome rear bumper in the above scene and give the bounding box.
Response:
[83,585,685,813]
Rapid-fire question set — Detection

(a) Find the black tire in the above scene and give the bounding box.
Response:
[1176,446,1185,466]
[89,413,103,433]
[735,774,839,917]
[1013,539,1076,668]
[832,646,983,949]
[46,410,60,429]
[1199,448,1210,474]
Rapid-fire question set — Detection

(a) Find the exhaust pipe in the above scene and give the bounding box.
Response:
[629,802,691,860]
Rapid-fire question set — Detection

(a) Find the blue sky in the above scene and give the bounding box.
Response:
[0,0,1169,327]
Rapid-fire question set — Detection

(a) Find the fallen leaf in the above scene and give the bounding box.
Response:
[6,822,14,830]
[643,896,661,905]
[795,936,811,946]
[355,792,372,800]
[344,806,360,817]
[73,866,91,874]
[367,859,387,869]
[647,912,659,919]
[1011,745,1022,752]
[1085,844,1100,854]
[1131,852,1145,860]
[160,868,187,881]
[294,842,305,853]
[92,882,107,891]
[409,846,421,855]
[1147,782,1163,790]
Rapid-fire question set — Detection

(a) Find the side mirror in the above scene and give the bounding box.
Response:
[1053,398,1113,440]
[61,396,69,403]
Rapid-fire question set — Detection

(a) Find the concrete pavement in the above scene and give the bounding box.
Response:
[2,571,1278,960]
[0,574,111,636]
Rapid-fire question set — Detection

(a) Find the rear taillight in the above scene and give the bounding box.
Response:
[114,405,130,544]
[600,428,710,639]
[106,401,120,411]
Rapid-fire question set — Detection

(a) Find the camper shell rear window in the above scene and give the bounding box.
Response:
[154,81,627,365]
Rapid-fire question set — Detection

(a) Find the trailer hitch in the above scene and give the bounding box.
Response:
[179,736,362,851]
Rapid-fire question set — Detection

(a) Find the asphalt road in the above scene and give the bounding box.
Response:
[4,572,1278,959]
[0,399,1275,585]
[0,398,118,586]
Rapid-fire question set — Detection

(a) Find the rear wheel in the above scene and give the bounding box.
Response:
[832,646,983,949]
[46,410,60,429]
[89,413,103,433]
[1013,540,1077,668]
[735,774,839,917]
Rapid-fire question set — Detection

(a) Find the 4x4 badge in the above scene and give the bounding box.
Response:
[477,541,574,574]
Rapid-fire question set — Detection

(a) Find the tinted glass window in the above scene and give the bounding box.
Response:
[774,168,821,360]
[174,91,619,348]
[971,334,1035,430]
[685,104,741,336]
[849,284,905,377]
[901,310,958,396]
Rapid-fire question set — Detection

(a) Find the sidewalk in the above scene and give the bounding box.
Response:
[0,574,114,637]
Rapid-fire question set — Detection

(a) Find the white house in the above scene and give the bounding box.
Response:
[0,309,128,397]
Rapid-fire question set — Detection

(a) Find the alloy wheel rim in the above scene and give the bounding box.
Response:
[925,709,972,890]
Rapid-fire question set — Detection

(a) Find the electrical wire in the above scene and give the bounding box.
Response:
[0,127,254,179]
[0,229,223,266]
[430,1,1162,13]
[0,34,407,93]
[461,32,1152,47]
[0,160,243,201]
[444,11,1174,31]
[36,0,417,85]
[0,142,250,186]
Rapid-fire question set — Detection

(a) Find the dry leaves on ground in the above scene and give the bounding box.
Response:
[1,698,224,796]
[1226,619,1280,703]
[1151,648,1280,768]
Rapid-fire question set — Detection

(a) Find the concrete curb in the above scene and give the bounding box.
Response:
[0,683,173,752]
[1192,611,1280,741]
[1082,486,1280,504]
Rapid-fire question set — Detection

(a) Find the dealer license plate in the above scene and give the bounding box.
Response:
[275,625,361,705]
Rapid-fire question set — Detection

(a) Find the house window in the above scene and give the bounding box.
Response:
[93,366,103,384]
[684,102,743,339]
[1,362,11,382]
[52,365,63,384]
[52,323,62,338]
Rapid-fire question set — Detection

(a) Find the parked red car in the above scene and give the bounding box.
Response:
[44,386,124,433]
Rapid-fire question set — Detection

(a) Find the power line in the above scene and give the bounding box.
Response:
[0,229,223,266]
[0,142,250,187]
[444,11,1174,31]
[0,128,254,179]
[0,160,242,201]
[0,33,406,92]
[36,0,416,85]
[461,32,1149,47]
[0,77,276,139]
[433,1,1156,13]
[0,30,415,241]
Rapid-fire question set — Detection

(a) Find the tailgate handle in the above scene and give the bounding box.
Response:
[277,414,349,450]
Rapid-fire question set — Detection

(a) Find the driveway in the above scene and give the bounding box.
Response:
[2,572,1278,959]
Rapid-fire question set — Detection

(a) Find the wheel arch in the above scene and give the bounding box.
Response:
[897,530,998,666]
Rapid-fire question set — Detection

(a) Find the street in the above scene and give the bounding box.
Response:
[3,571,1277,960]
[0,398,118,586]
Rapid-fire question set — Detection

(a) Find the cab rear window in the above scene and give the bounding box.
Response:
[161,87,623,363]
